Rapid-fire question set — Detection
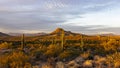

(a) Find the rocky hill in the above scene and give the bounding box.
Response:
[50,28,83,36]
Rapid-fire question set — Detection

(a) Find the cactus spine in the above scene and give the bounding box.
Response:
[21,34,25,50]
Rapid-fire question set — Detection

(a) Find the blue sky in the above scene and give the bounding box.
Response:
[0,0,120,34]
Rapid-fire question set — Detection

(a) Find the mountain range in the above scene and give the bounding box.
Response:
[0,28,117,37]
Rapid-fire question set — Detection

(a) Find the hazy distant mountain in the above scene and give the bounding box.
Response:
[25,33,47,36]
[8,33,47,36]
[96,33,115,36]
[8,33,22,36]
[0,32,9,36]
[50,28,84,36]
[8,28,86,37]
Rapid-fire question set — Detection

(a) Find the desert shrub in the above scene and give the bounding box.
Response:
[102,39,118,52]
[59,49,80,60]
[80,51,90,59]
[106,52,120,68]
[0,42,13,49]
[24,62,32,68]
[30,45,47,56]
[0,51,30,68]
[0,55,9,68]
[41,63,53,68]
[8,51,30,68]
[59,50,72,60]
[44,44,62,57]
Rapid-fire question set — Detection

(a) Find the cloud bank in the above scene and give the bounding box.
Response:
[0,0,120,34]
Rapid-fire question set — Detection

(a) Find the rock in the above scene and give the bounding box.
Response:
[114,62,120,68]
[83,60,93,68]
[66,60,80,68]
[75,56,84,64]
[94,55,100,61]
[41,63,53,68]
[32,65,40,68]
[56,61,65,68]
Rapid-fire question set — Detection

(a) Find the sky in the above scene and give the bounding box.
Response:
[0,0,120,34]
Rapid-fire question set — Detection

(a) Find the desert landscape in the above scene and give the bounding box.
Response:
[0,28,120,68]
[0,0,120,68]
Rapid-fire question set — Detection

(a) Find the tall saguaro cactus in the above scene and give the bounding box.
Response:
[108,35,110,41]
[80,35,84,51]
[97,35,101,44]
[97,35,101,40]
[52,37,56,45]
[61,29,64,50]
[21,34,25,50]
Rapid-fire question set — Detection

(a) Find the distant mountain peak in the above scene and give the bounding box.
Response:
[50,28,82,36]
[55,28,64,32]
[50,28,64,34]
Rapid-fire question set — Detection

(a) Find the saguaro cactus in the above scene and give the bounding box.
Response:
[97,35,101,44]
[80,35,84,51]
[61,29,64,50]
[52,37,56,45]
[97,35,101,40]
[108,35,110,41]
[21,34,25,50]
